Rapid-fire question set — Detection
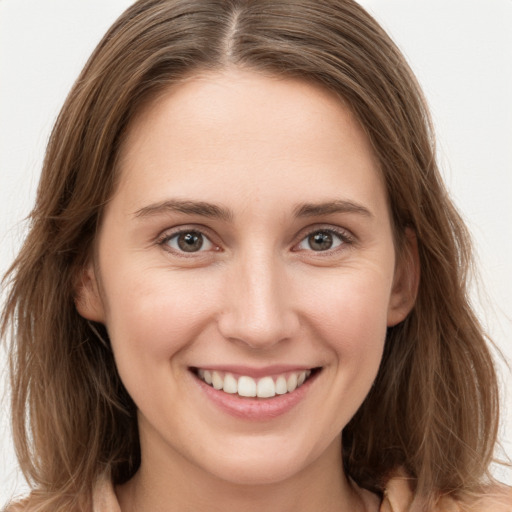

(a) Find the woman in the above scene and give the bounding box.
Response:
[1,0,510,510]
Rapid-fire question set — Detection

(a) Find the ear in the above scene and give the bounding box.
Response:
[387,228,420,327]
[74,262,106,323]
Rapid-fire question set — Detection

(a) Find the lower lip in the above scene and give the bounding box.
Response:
[193,371,319,421]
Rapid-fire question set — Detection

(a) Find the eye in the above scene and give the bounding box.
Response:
[296,229,348,252]
[162,230,215,253]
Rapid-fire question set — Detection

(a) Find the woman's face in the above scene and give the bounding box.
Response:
[78,69,415,485]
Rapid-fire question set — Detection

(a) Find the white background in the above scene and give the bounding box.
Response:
[1,0,511,504]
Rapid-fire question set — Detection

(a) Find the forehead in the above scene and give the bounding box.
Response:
[112,68,386,216]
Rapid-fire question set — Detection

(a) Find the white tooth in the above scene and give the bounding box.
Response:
[203,370,212,385]
[198,369,205,379]
[223,373,238,394]
[238,376,257,397]
[287,373,298,392]
[212,371,223,390]
[306,369,312,377]
[257,376,276,398]
[275,376,288,395]
[297,371,306,386]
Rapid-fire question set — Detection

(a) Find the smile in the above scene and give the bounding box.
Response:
[194,368,316,398]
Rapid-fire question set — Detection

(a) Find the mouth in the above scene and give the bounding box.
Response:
[191,367,321,399]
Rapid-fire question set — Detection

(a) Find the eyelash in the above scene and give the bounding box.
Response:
[156,227,219,256]
[294,226,354,254]
[156,225,355,256]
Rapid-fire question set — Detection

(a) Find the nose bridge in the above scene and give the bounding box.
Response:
[218,247,297,349]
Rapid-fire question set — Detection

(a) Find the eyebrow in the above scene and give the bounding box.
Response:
[133,199,233,221]
[294,200,373,218]
[133,198,372,221]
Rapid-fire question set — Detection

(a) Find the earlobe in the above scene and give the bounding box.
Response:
[387,228,420,327]
[74,262,106,323]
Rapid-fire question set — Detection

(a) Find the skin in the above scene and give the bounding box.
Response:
[77,68,418,512]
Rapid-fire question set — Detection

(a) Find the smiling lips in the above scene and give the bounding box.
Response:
[196,369,314,398]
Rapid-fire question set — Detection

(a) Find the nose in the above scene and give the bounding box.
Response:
[217,252,299,350]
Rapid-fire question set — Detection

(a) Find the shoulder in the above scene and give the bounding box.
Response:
[92,474,121,512]
[3,475,119,512]
[454,485,512,512]
[382,474,512,512]
[2,499,29,512]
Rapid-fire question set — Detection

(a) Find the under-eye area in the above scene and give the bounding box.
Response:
[191,367,322,399]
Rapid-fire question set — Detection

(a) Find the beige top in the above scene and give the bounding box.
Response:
[91,475,512,512]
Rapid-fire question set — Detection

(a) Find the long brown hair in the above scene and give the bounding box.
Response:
[1,0,499,509]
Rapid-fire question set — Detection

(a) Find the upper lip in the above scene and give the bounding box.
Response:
[190,365,319,378]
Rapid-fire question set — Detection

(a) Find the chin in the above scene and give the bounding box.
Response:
[212,458,303,486]
[194,438,322,487]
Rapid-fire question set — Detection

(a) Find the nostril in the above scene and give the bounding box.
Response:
[217,314,300,350]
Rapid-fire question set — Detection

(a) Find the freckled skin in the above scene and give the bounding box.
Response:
[78,69,416,512]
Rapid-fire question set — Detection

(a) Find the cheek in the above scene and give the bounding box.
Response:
[301,269,391,376]
[102,268,219,366]
[284,270,392,439]
[306,268,391,336]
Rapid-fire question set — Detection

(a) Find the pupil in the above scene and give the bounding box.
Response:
[178,232,203,252]
[309,232,332,251]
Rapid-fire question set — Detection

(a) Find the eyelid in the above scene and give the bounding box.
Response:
[154,223,355,256]
[292,225,355,253]
[156,225,221,254]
